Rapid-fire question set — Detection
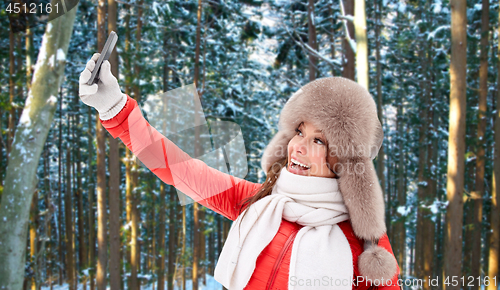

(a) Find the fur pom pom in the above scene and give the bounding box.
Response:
[358,245,398,283]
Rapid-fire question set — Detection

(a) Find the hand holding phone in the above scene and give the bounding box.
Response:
[79,31,127,121]
[87,31,118,85]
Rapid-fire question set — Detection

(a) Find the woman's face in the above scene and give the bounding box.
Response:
[287,121,337,178]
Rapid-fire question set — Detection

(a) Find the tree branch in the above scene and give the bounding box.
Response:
[282,23,341,70]
[338,0,357,53]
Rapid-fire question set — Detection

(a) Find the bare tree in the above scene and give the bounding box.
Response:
[0,3,77,287]
[307,0,317,81]
[472,0,489,282]
[107,0,121,288]
[342,0,355,80]
[65,144,76,290]
[444,1,467,289]
[193,0,204,288]
[96,0,108,288]
[7,24,16,156]
[487,2,500,288]
[354,0,368,89]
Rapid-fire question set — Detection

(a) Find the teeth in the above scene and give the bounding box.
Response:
[291,158,310,169]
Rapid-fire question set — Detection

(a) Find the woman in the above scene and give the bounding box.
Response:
[79,53,402,290]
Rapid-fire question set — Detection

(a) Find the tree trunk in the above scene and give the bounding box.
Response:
[96,0,108,288]
[108,0,121,288]
[44,146,53,290]
[374,0,389,251]
[65,145,76,290]
[217,216,222,263]
[150,180,156,285]
[427,8,438,281]
[200,208,206,285]
[7,24,15,156]
[182,206,186,290]
[73,84,87,276]
[424,87,437,290]
[208,231,214,274]
[471,0,489,283]
[71,127,77,283]
[132,167,140,289]
[0,5,77,288]
[22,36,34,263]
[462,42,478,281]
[168,186,177,290]
[436,197,444,280]
[26,25,33,92]
[423,70,436,290]
[307,0,317,81]
[96,125,108,290]
[193,0,203,288]
[193,202,200,290]
[386,138,393,241]
[16,30,23,115]
[221,218,230,290]
[463,133,474,279]
[124,4,133,289]
[194,0,203,91]
[160,32,169,290]
[129,1,144,288]
[158,183,166,290]
[58,87,64,286]
[88,106,96,290]
[444,1,467,289]
[415,5,433,284]
[375,0,385,204]
[488,6,500,288]
[354,0,368,89]
[174,202,186,290]
[430,73,441,282]
[124,140,138,290]
[342,0,355,81]
[29,191,38,290]
[76,186,86,272]
[0,106,4,193]
[395,102,406,276]
[328,2,336,76]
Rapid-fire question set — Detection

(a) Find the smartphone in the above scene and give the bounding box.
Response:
[87,31,118,85]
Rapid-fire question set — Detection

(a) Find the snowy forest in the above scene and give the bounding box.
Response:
[0,0,497,289]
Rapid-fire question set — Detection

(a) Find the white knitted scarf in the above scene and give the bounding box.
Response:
[214,166,353,290]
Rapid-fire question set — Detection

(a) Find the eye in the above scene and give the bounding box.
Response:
[315,138,325,145]
[295,128,303,136]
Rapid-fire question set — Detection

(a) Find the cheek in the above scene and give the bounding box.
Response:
[287,138,297,153]
[310,148,328,167]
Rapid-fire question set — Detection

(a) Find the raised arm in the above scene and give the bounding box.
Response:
[100,94,261,221]
[79,53,260,221]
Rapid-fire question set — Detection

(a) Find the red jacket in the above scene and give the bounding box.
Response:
[100,95,402,290]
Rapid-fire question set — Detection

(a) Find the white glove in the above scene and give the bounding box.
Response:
[79,53,127,121]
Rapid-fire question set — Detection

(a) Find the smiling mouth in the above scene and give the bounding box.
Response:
[290,158,310,171]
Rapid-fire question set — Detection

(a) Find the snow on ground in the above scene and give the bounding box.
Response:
[41,273,223,290]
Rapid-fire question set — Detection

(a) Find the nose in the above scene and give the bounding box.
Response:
[293,138,308,155]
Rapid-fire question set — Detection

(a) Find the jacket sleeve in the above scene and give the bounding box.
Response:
[100,94,261,221]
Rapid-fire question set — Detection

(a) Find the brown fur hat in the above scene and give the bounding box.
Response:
[261,77,398,282]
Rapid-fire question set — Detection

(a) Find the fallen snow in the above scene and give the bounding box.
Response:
[40,273,223,290]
